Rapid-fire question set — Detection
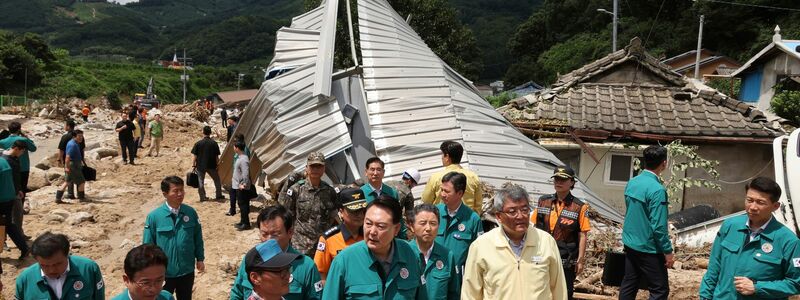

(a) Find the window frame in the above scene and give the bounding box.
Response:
[604,152,641,186]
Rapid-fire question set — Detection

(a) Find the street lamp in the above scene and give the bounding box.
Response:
[597,0,618,52]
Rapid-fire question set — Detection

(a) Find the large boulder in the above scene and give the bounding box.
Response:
[45,169,64,182]
[66,211,94,225]
[27,168,50,191]
[92,147,118,159]
[35,153,60,170]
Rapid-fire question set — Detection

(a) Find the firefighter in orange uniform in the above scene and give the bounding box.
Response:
[531,166,591,300]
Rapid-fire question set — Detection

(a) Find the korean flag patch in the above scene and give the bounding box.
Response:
[793,258,800,268]
[314,281,323,292]
[317,241,326,251]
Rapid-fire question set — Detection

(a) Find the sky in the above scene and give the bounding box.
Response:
[111,0,139,4]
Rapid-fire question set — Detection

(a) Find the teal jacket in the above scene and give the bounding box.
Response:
[322,239,428,299]
[0,134,36,171]
[111,289,174,300]
[621,170,673,254]
[230,246,322,300]
[15,255,105,300]
[435,203,483,270]
[143,203,205,278]
[700,215,800,299]
[0,158,15,202]
[362,183,408,240]
[409,240,460,300]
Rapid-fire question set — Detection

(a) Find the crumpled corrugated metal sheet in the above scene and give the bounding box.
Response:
[357,0,622,222]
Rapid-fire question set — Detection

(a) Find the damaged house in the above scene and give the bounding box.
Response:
[499,38,781,217]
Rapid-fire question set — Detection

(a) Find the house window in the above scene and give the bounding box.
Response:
[605,154,642,184]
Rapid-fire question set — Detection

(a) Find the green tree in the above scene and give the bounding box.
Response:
[771,90,800,126]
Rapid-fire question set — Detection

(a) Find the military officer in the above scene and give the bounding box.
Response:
[16,232,105,300]
[435,171,483,275]
[322,197,427,299]
[409,203,460,299]
[531,166,591,300]
[278,152,338,256]
[143,176,205,300]
[700,177,800,300]
[314,188,366,283]
[385,168,421,221]
[230,205,322,300]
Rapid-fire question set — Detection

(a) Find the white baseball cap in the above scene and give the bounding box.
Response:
[402,168,421,184]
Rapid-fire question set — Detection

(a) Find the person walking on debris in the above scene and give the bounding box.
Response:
[531,166,591,300]
[0,141,30,261]
[314,188,366,284]
[137,107,147,149]
[462,185,567,299]
[230,140,252,230]
[81,104,91,123]
[385,168,420,232]
[435,171,482,277]
[226,116,238,142]
[619,145,674,300]
[220,108,228,129]
[230,206,323,300]
[115,111,137,165]
[143,176,205,300]
[2,140,29,237]
[56,130,86,203]
[191,126,223,202]
[59,119,84,199]
[0,122,36,200]
[422,140,484,215]
[147,113,164,157]
[700,177,800,300]
[16,232,105,300]
[131,110,142,154]
[240,240,304,300]
[322,197,428,299]
[113,244,174,300]
[409,203,461,299]
[278,152,337,256]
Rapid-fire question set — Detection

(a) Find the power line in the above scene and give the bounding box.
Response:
[694,0,800,12]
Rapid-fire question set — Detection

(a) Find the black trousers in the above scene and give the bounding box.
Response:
[164,272,194,300]
[0,201,28,254]
[228,189,238,215]
[237,189,250,226]
[619,246,669,300]
[119,139,136,163]
[564,265,576,300]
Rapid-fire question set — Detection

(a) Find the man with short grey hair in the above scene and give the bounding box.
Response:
[462,184,566,299]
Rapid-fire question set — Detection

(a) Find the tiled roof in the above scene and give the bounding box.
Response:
[500,38,779,139]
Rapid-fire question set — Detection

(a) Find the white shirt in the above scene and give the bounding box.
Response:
[447,203,462,218]
[41,263,70,299]
[418,243,434,265]
[166,202,180,215]
[369,183,383,196]
[746,217,772,242]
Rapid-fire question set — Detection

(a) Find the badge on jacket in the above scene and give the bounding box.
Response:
[761,243,773,253]
[400,268,409,279]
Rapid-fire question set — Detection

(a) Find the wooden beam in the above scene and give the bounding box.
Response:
[569,130,601,164]
[574,292,615,300]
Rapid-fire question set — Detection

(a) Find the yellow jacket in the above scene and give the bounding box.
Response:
[421,164,483,214]
[462,226,567,300]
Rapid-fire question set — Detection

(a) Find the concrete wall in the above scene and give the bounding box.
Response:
[549,142,774,216]
[756,52,800,120]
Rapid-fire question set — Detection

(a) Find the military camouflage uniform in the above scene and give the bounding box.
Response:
[278,179,338,256]
[385,180,415,218]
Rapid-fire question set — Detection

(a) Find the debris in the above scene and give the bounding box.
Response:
[27,168,50,191]
[66,212,95,225]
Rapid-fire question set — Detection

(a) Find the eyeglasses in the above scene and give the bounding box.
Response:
[266,267,292,278]
[501,206,531,217]
[134,279,165,290]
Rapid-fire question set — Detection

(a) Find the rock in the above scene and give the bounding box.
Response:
[66,211,95,225]
[673,261,683,270]
[85,142,101,151]
[35,153,60,170]
[93,147,118,159]
[71,240,89,248]
[119,239,136,250]
[50,209,70,219]
[45,214,65,224]
[38,108,49,118]
[27,168,50,191]
[45,169,64,182]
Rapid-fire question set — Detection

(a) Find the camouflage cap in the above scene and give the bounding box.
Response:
[307,151,326,166]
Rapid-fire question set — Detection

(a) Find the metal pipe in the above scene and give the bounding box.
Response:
[612,0,618,52]
[695,15,704,80]
[345,0,359,66]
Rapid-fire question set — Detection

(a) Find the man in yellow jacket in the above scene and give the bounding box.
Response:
[462,184,567,299]
[421,140,483,215]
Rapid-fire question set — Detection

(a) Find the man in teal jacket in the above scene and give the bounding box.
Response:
[435,172,482,276]
[620,145,673,300]
[143,176,205,300]
[322,197,427,299]
[0,121,36,195]
[230,205,322,300]
[409,203,460,299]
[700,177,800,299]
[16,232,105,299]
[113,244,174,300]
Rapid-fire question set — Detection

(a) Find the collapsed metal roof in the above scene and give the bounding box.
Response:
[219,0,623,222]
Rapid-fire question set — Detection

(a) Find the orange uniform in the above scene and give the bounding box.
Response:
[530,194,591,233]
[313,224,363,278]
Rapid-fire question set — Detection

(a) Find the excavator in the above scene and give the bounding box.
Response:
[133,77,160,109]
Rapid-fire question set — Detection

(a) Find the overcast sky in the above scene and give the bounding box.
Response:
[111,0,139,4]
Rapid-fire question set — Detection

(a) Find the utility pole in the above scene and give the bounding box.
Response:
[694,15,704,80]
[182,48,187,104]
[23,67,27,104]
[237,73,244,90]
[612,0,618,52]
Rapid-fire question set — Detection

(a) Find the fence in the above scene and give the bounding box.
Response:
[0,95,49,109]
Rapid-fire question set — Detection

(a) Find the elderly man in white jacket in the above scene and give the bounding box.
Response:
[462,184,567,299]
